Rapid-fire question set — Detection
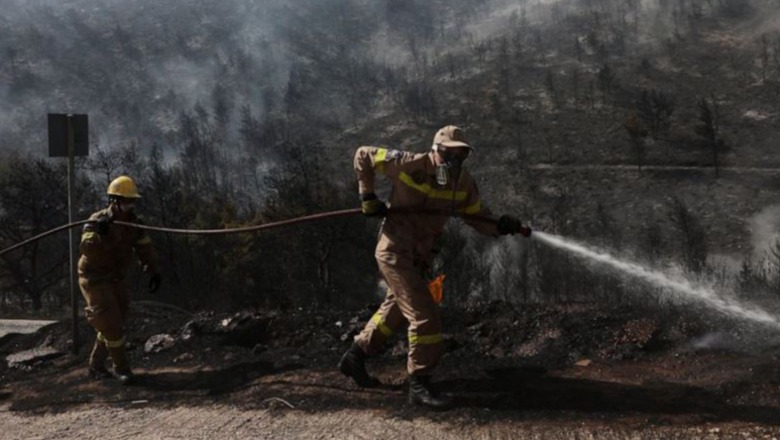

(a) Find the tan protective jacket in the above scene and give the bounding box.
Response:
[78,208,159,282]
[354,146,498,269]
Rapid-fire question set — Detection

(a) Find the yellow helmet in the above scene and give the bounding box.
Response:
[107,175,141,199]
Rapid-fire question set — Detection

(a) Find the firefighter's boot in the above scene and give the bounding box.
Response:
[87,339,112,379]
[107,345,135,386]
[338,343,380,388]
[408,375,452,410]
[114,368,135,386]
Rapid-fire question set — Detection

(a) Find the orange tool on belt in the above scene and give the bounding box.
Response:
[427,274,446,304]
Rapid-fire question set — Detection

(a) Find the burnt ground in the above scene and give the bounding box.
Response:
[3,301,780,438]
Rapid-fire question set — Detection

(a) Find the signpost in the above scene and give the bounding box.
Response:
[47,114,89,354]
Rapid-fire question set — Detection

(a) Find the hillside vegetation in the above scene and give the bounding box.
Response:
[0,0,779,315]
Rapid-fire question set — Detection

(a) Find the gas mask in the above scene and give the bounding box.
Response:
[434,147,469,186]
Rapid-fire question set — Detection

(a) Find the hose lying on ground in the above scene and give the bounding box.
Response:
[0,208,498,258]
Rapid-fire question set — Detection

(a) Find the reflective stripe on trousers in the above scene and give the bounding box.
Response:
[354,260,443,375]
[97,331,126,348]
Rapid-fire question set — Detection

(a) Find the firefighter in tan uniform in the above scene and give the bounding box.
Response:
[79,176,161,385]
[339,126,531,409]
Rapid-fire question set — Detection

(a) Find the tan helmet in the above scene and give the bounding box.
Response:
[432,125,473,151]
[107,175,141,199]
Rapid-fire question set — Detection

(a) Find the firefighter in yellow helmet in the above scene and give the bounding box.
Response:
[339,126,531,409]
[78,175,161,385]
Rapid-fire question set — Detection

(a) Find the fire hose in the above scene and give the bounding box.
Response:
[0,208,500,258]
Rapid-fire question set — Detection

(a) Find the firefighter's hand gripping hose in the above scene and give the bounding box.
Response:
[496,215,532,237]
[0,208,533,258]
[360,193,387,217]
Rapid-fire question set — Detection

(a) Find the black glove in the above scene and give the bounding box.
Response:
[497,215,528,236]
[360,193,388,217]
[96,213,114,236]
[148,273,162,293]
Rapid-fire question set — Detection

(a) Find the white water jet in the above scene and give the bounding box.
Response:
[533,231,780,330]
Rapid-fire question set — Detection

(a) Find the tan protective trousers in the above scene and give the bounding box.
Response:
[354,260,442,376]
[78,277,130,370]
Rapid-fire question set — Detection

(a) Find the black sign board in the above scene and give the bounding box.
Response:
[48,113,89,157]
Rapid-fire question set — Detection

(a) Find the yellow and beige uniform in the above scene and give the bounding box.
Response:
[78,208,158,371]
[353,146,498,375]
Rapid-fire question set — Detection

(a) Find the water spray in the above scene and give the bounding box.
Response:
[532,231,780,330]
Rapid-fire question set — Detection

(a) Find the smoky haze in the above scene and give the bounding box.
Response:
[0,0,289,153]
[1,0,777,156]
[1,0,779,315]
[0,0,455,154]
[749,205,780,258]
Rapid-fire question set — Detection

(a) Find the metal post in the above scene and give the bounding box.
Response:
[67,115,79,354]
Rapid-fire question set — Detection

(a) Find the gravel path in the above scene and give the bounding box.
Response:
[2,403,780,440]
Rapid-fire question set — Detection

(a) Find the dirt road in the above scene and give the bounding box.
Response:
[4,305,780,439]
[2,403,779,440]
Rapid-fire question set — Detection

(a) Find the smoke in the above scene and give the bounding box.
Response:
[484,236,526,301]
[149,59,223,111]
[690,331,739,350]
[2,0,775,160]
[736,3,780,40]
[748,205,780,259]
[0,0,291,156]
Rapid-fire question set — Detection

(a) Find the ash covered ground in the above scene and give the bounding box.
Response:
[2,301,780,438]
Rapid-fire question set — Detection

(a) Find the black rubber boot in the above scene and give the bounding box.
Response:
[88,339,112,379]
[87,364,113,380]
[408,375,452,410]
[338,343,380,388]
[108,345,135,386]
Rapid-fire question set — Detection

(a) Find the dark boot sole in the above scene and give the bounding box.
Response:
[338,356,380,388]
[87,366,113,380]
[408,392,453,411]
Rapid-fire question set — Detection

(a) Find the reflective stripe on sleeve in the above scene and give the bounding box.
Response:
[408,332,442,345]
[371,312,393,337]
[81,231,97,242]
[398,172,468,201]
[375,148,388,175]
